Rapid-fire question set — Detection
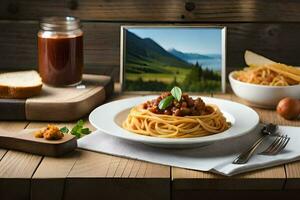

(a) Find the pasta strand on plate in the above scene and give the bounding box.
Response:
[122,87,230,138]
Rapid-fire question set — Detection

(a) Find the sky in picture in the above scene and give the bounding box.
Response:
[128,27,222,55]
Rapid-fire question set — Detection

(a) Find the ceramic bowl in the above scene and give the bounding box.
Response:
[229,72,300,108]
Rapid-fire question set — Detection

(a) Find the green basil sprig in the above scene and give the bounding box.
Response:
[158,86,182,110]
[171,86,182,101]
[158,95,174,110]
[60,126,69,133]
[60,119,91,138]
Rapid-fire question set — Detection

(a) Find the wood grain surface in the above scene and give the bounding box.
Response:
[0,121,42,200]
[1,21,300,81]
[64,150,170,200]
[0,99,26,120]
[0,122,28,161]
[285,162,300,190]
[28,122,85,200]
[1,1,300,199]
[26,74,111,121]
[0,74,112,121]
[0,128,77,157]
[28,121,170,200]
[1,0,300,22]
[1,93,300,200]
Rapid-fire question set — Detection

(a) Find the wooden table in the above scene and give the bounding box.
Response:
[1,93,300,200]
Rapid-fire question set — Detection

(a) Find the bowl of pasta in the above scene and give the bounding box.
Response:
[229,50,300,108]
[89,87,259,148]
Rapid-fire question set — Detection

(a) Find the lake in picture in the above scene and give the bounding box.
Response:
[124,27,224,92]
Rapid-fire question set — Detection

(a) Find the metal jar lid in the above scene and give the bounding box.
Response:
[40,16,81,31]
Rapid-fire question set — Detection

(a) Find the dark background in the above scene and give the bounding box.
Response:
[1,0,300,81]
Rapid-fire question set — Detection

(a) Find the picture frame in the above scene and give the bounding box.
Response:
[120,25,227,93]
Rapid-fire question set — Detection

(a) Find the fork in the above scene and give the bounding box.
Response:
[232,124,278,164]
[259,134,290,155]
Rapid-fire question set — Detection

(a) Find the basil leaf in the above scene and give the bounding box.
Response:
[76,119,84,127]
[71,125,80,134]
[81,128,91,135]
[69,119,92,138]
[60,126,69,134]
[158,95,174,110]
[171,86,182,101]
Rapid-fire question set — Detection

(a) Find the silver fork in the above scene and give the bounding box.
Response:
[259,134,290,155]
[232,124,278,164]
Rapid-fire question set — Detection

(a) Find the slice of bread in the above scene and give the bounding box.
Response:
[0,70,43,99]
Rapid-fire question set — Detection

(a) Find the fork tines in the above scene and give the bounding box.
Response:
[259,134,290,155]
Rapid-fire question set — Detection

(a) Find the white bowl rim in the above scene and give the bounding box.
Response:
[229,71,300,89]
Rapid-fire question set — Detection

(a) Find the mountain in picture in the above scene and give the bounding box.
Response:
[168,48,213,61]
[168,48,222,71]
[206,54,221,59]
[126,31,192,69]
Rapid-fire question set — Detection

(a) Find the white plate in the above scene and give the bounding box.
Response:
[89,96,259,148]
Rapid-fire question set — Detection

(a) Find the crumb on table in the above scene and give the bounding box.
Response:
[34,129,44,138]
[34,124,64,140]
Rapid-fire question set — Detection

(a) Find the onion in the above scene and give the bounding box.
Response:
[276,97,300,120]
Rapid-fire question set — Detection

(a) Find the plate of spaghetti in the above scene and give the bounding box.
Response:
[89,87,259,148]
[230,50,300,108]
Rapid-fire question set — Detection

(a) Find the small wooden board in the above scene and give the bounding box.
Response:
[0,129,77,157]
[0,74,113,121]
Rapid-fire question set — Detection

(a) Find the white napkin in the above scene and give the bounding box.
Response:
[78,125,300,176]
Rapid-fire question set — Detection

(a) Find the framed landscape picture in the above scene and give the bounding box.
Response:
[120,25,226,92]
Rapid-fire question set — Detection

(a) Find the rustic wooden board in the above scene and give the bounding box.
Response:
[0,151,42,200]
[172,167,286,191]
[28,121,88,200]
[29,120,170,200]
[0,128,77,157]
[0,74,113,121]
[64,150,170,200]
[0,122,28,161]
[2,93,300,199]
[0,99,26,120]
[0,121,42,200]
[2,21,300,81]
[1,0,300,22]
[172,190,300,200]
[285,162,300,190]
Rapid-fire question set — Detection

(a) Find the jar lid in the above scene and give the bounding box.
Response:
[40,16,81,31]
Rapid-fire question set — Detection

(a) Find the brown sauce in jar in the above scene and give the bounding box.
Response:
[38,34,83,86]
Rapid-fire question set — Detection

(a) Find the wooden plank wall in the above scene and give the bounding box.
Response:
[1,0,300,81]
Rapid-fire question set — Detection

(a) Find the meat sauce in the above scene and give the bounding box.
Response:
[142,92,213,117]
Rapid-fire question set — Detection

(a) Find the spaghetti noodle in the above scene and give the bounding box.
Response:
[122,91,230,138]
[234,63,300,86]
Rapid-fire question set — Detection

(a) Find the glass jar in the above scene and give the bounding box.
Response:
[38,17,83,86]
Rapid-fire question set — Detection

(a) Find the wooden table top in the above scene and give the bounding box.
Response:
[1,92,300,200]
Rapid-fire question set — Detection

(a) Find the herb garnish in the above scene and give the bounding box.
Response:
[60,119,92,138]
[158,95,174,110]
[60,126,69,133]
[158,86,182,110]
[171,86,182,101]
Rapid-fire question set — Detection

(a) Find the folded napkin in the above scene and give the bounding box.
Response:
[78,125,300,176]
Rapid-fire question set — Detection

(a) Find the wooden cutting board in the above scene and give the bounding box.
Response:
[0,128,77,157]
[0,74,113,121]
